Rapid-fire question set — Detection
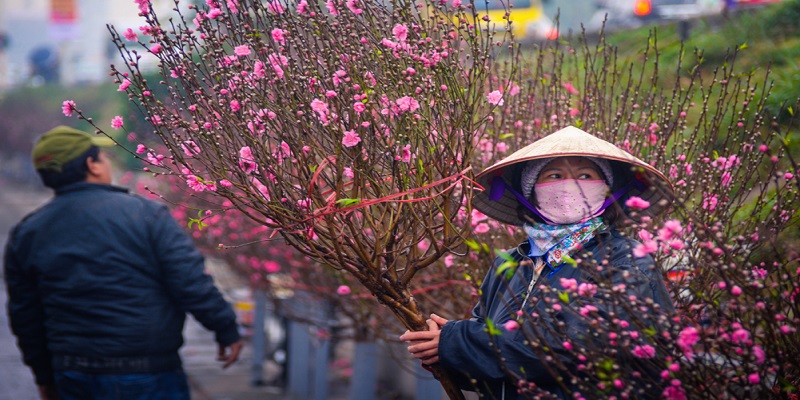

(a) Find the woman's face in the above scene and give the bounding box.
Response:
[536,157,603,184]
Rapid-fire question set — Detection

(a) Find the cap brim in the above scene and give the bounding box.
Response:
[90,136,116,147]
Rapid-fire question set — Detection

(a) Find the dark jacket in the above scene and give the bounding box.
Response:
[438,227,674,399]
[4,183,240,385]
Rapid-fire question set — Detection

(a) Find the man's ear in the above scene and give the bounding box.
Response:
[85,156,101,177]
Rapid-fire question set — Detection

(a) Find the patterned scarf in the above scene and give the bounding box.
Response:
[523,217,606,267]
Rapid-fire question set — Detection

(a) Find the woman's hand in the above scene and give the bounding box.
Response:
[399,314,450,365]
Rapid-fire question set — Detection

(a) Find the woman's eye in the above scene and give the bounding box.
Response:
[578,173,593,179]
[546,173,561,179]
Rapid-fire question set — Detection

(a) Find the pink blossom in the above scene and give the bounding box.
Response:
[625,196,650,210]
[577,283,596,297]
[271,28,286,45]
[685,163,693,175]
[297,198,311,210]
[785,172,794,180]
[677,326,699,356]
[748,373,760,385]
[234,45,251,56]
[731,285,742,296]
[503,320,519,331]
[452,0,462,6]
[392,23,409,42]
[343,167,354,179]
[111,116,124,130]
[579,305,598,317]
[186,175,206,192]
[559,278,578,292]
[668,240,685,250]
[263,261,280,273]
[632,240,658,258]
[342,130,361,147]
[220,179,233,187]
[752,345,765,364]
[486,90,504,106]
[297,0,309,14]
[230,99,241,112]
[702,194,718,212]
[473,223,490,234]
[472,209,488,222]
[662,386,686,400]
[731,328,750,344]
[562,82,579,95]
[562,341,572,350]
[353,102,366,113]
[123,28,138,41]
[208,8,223,18]
[239,146,259,174]
[395,96,420,113]
[136,144,146,154]
[267,1,285,13]
[325,0,339,15]
[346,0,363,14]
[638,229,653,242]
[336,285,351,295]
[400,144,412,163]
[62,100,76,117]
[150,44,163,54]
[181,140,201,156]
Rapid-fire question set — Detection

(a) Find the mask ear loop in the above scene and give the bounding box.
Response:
[489,176,555,224]
[597,176,649,211]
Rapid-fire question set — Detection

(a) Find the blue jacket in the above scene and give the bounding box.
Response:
[4,183,240,384]
[438,227,674,399]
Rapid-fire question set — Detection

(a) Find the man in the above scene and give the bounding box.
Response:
[4,126,243,399]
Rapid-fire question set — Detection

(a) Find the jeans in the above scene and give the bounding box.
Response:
[53,370,190,400]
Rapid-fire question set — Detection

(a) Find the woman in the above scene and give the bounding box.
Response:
[401,126,675,399]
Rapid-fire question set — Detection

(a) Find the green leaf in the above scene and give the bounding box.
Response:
[496,260,518,280]
[558,291,570,303]
[335,198,361,207]
[561,254,577,268]
[485,318,502,336]
[464,239,481,251]
[738,42,748,51]
[494,250,515,261]
[788,106,794,116]
[712,150,720,159]
[499,133,515,139]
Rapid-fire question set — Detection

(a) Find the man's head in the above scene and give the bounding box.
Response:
[32,126,116,189]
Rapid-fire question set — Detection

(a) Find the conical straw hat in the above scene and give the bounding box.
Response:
[473,126,674,226]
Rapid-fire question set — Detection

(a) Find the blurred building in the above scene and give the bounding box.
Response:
[0,0,173,90]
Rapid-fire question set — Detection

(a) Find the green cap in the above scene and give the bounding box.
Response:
[32,125,116,172]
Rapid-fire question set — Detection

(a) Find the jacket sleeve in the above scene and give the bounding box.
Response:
[147,203,241,346]
[437,256,559,386]
[4,230,54,385]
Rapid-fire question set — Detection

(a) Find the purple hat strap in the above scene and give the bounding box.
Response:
[488,175,647,224]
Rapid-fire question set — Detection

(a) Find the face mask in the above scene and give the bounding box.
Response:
[534,179,609,225]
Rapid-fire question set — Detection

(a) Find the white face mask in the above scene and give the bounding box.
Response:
[534,179,609,225]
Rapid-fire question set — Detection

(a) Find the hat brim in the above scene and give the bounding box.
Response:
[473,126,674,226]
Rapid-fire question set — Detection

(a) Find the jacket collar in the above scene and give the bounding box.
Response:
[55,182,130,196]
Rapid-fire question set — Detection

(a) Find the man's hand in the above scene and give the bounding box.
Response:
[38,383,58,400]
[217,340,243,369]
[399,314,450,365]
